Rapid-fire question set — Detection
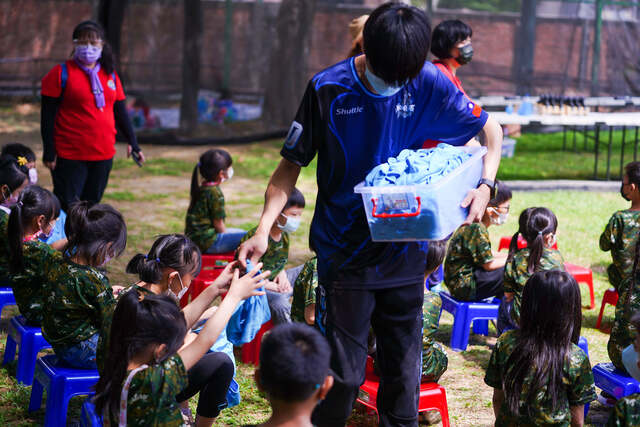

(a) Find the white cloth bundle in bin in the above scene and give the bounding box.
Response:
[354,145,487,241]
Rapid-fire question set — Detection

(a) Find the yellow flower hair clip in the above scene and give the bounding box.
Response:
[17,156,28,166]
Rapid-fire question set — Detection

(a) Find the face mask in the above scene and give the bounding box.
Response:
[489,208,508,225]
[547,233,557,248]
[28,168,38,185]
[99,254,113,268]
[1,188,18,208]
[74,44,103,66]
[277,213,301,233]
[621,183,632,201]
[169,273,189,301]
[39,224,55,240]
[456,44,474,65]
[364,65,404,97]
[622,344,640,382]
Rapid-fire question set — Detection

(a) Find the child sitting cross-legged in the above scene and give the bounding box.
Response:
[249,323,333,427]
[485,270,597,426]
[239,187,305,324]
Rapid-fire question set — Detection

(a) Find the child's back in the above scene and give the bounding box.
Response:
[600,209,640,293]
[608,275,640,370]
[186,183,226,252]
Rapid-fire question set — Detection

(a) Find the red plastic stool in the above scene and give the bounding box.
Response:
[241,320,274,365]
[498,235,558,252]
[564,262,595,309]
[356,357,450,427]
[180,252,236,307]
[596,288,619,330]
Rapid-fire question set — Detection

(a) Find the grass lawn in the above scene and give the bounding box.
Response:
[0,103,632,425]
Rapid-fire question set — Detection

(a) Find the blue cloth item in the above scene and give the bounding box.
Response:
[56,332,99,369]
[497,297,516,335]
[205,228,247,254]
[365,145,471,187]
[226,293,271,345]
[40,209,67,246]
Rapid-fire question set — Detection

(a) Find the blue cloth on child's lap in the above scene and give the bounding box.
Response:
[365,145,471,187]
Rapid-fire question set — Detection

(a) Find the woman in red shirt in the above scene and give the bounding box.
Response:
[430,19,473,96]
[41,21,144,211]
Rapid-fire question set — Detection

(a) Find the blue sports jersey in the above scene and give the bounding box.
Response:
[281,56,488,289]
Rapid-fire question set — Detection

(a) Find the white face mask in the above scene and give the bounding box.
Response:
[168,272,189,301]
[489,207,508,225]
[622,344,640,382]
[277,213,301,233]
[364,64,404,97]
[28,168,38,184]
[219,167,234,184]
[547,233,557,248]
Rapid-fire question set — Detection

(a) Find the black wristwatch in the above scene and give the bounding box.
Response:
[478,178,497,199]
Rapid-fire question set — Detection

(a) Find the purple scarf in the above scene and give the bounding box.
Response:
[74,59,106,110]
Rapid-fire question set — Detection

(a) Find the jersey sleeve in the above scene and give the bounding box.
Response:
[41,64,63,98]
[280,80,322,167]
[114,72,126,101]
[420,70,488,146]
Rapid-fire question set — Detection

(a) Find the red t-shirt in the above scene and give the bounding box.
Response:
[41,60,126,161]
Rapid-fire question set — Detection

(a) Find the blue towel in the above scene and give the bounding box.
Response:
[365,144,471,187]
[226,292,271,345]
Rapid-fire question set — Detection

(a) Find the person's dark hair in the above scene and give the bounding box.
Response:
[488,180,512,207]
[430,19,473,59]
[94,290,187,419]
[363,2,431,84]
[1,143,36,164]
[521,207,558,274]
[503,270,581,418]
[189,149,232,210]
[283,187,305,211]
[507,207,535,263]
[0,155,28,198]
[71,20,115,75]
[64,201,127,266]
[625,161,640,187]
[259,323,331,402]
[425,239,447,275]
[8,186,58,273]
[126,234,202,283]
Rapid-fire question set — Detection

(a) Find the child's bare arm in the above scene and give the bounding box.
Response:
[570,405,584,427]
[213,218,226,233]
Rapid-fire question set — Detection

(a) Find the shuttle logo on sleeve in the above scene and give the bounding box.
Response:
[336,106,363,116]
[284,121,303,149]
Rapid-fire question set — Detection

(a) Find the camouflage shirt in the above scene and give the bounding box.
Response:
[608,275,640,370]
[504,248,565,326]
[606,393,640,427]
[106,354,188,427]
[97,284,155,374]
[239,227,289,280]
[444,223,494,301]
[422,291,448,383]
[485,330,597,426]
[41,258,116,353]
[291,257,318,324]
[185,185,226,252]
[600,210,640,293]
[11,240,62,324]
[0,210,9,284]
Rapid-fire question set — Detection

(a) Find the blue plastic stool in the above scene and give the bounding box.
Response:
[2,315,51,385]
[439,292,500,352]
[0,287,16,315]
[593,362,640,400]
[28,355,99,427]
[81,399,102,427]
[577,337,590,418]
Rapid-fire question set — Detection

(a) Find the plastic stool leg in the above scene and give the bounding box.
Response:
[2,334,17,366]
[586,276,595,309]
[437,390,451,427]
[472,319,489,335]
[596,298,608,329]
[16,334,38,385]
[450,307,471,351]
[28,376,44,412]
[43,377,66,427]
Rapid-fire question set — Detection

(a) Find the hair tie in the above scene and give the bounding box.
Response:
[156,258,161,264]
[144,254,148,260]
[538,231,543,235]
[197,162,201,168]
[16,201,23,207]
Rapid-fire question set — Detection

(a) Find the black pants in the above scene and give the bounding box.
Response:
[51,157,113,211]
[473,266,505,300]
[175,352,234,418]
[312,282,424,427]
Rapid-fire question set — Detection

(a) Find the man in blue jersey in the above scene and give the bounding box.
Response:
[239,3,503,426]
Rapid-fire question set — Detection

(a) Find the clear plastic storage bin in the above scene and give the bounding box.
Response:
[354,146,487,241]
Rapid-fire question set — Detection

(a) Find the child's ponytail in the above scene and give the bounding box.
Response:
[507,207,534,263]
[126,234,201,284]
[94,290,187,419]
[188,163,201,211]
[523,207,558,274]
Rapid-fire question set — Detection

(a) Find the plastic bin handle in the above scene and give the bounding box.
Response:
[371,197,421,218]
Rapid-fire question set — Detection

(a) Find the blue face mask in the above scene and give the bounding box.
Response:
[622,344,640,382]
[364,65,404,97]
[277,213,301,234]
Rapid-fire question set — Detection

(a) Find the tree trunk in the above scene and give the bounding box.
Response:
[180,0,203,133]
[97,0,129,67]
[513,0,536,95]
[263,0,317,128]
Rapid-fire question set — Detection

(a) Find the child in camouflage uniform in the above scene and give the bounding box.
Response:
[185,149,246,254]
[93,264,268,427]
[485,270,596,426]
[607,312,640,426]
[7,186,62,325]
[501,207,565,331]
[600,161,640,293]
[239,188,305,324]
[41,202,127,369]
[444,180,512,301]
[608,272,640,370]
[290,256,318,325]
[0,155,29,284]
